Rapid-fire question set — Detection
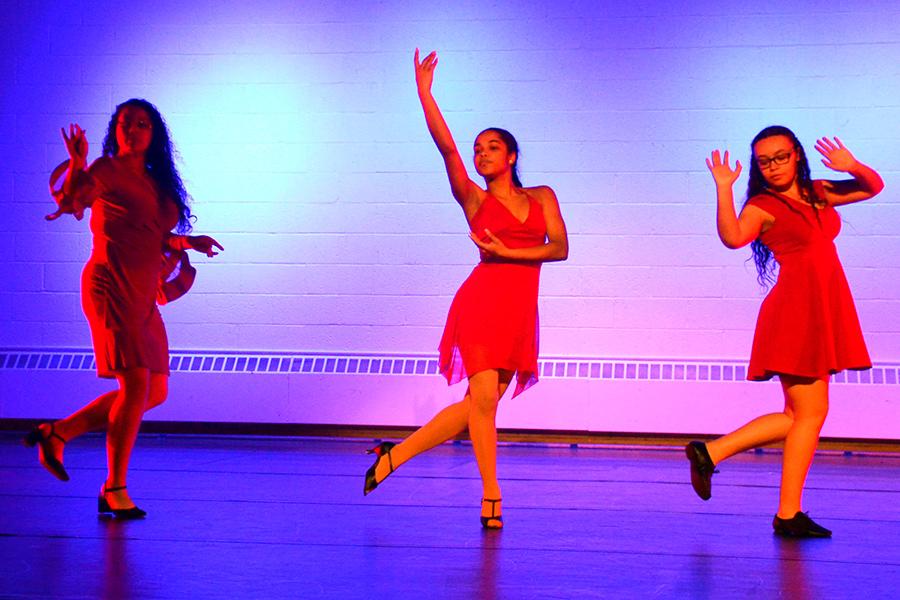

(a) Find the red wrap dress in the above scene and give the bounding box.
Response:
[745,189,870,381]
[438,193,547,397]
[60,157,179,378]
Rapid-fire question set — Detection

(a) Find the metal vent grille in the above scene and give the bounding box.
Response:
[1,349,897,385]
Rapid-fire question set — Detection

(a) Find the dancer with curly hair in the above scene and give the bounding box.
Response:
[25,99,223,518]
[687,126,883,537]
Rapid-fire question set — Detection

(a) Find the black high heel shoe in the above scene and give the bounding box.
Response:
[480,498,503,529]
[98,485,147,520]
[363,441,395,496]
[23,423,70,482]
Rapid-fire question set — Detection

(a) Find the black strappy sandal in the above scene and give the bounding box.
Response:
[23,423,70,482]
[98,485,147,520]
[480,498,503,529]
[363,442,396,496]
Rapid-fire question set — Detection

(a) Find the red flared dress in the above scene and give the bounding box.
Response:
[439,193,547,397]
[61,158,179,378]
[745,189,870,381]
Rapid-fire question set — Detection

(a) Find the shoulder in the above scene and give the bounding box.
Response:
[524,185,558,205]
[745,192,778,211]
[86,156,114,179]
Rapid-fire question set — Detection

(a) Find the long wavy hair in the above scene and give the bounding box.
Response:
[478,127,522,187]
[742,125,819,286]
[102,98,193,233]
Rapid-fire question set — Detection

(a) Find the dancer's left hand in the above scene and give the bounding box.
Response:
[189,235,224,257]
[469,229,508,258]
[815,137,858,172]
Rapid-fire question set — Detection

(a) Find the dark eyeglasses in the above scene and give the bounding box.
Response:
[756,150,793,169]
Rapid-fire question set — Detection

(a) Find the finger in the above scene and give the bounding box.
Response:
[723,150,730,167]
[414,48,420,65]
[818,137,835,151]
[834,136,844,149]
[734,160,742,177]
[711,149,721,166]
[213,241,224,251]
[61,127,69,143]
[705,158,713,171]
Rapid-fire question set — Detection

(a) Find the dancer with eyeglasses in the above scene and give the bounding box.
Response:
[687,126,883,537]
[363,50,569,529]
[24,99,223,518]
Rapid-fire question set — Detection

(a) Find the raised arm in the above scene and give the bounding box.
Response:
[415,49,481,213]
[707,149,769,249]
[814,137,885,206]
[46,124,93,221]
[469,186,569,263]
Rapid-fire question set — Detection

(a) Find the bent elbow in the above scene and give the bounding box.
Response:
[719,234,743,250]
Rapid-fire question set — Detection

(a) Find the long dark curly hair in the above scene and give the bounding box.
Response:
[742,125,820,286]
[102,98,193,233]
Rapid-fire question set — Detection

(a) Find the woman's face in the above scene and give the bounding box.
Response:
[753,135,798,190]
[473,131,514,180]
[115,106,154,157]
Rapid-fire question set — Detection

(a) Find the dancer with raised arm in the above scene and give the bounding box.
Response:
[687,126,883,537]
[363,50,569,529]
[24,99,223,519]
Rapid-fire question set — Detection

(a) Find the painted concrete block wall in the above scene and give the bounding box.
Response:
[1,1,897,435]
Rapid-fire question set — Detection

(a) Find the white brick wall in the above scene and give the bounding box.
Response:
[1,1,897,433]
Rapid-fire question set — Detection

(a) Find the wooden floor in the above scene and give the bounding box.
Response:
[1,433,898,599]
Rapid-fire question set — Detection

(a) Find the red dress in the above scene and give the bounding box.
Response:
[439,193,547,397]
[745,189,870,381]
[60,158,179,378]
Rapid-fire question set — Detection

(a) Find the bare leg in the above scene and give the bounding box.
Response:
[777,376,828,518]
[704,411,794,465]
[384,397,471,474]
[468,369,514,527]
[374,374,512,482]
[35,390,117,466]
[40,373,168,466]
[104,368,151,509]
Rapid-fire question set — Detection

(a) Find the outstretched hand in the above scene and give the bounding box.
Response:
[469,228,508,259]
[815,137,858,172]
[706,149,742,188]
[414,48,438,94]
[61,124,88,169]
[188,235,224,257]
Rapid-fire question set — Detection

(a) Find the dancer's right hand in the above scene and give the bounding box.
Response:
[61,124,88,170]
[414,48,437,95]
[706,149,742,188]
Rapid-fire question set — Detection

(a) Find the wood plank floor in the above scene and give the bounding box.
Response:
[1,433,898,598]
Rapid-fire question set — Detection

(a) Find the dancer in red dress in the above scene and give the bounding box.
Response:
[687,126,884,537]
[24,99,223,518]
[364,50,569,528]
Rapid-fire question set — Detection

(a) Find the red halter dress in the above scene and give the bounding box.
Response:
[438,193,547,397]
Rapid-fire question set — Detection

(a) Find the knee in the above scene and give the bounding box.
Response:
[470,390,499,415]
[146,379,168,410]
[119,369,151,397]
[795,403,829,428]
